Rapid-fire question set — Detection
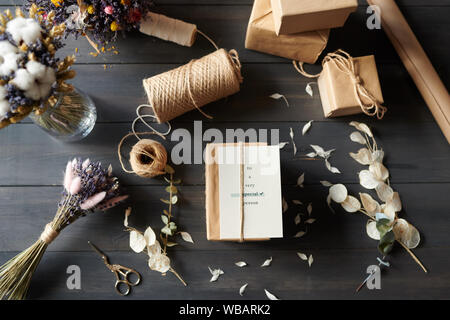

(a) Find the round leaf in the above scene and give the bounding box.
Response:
[369,162,389,181]
[360,193,380,217]
[341,195,361,213]
[350,131,366,144]
[129,230,146,253]
[359,170,379,189]
[366,220,381,240]
[393,219,420,249]
[350,148,373,165]
[375,182,394,203]
[329,184,348,203]
[144,227,156,247]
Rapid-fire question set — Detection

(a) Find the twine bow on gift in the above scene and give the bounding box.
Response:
[293,49,387,119]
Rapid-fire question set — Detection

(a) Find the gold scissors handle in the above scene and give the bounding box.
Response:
[109,264,141,296]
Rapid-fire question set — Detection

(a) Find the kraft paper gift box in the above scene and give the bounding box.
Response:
[317,54,384,118]
[270,0,358,35]
[245,0,330,64]
[205,143,283,241]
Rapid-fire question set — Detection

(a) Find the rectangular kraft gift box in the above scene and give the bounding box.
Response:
[205,143,270,242]
[270,0,358,35]
[245,0,330,64]
[317,55,384,118]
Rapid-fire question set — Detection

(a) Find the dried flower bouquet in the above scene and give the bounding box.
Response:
[0,158,128,300]
[0,6,76,130]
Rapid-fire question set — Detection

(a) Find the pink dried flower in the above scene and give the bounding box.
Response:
[80,191,106,210]
[104,6,114,15]
[63,161,73,192]
[69,176,82,195]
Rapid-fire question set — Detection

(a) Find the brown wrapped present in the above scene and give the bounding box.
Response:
[205,143,283,242]
[271,0,358,35]
[294,50,386,118]
[245,0,330,64]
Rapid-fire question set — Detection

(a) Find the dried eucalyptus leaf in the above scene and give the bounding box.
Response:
[130,230,146,253]
[292,199,303,205]
[360,193,380,217]
[305,83,314,97]
[320,181,333,187]
[308,254,314,267]
[306,152,317,158]
[375,182,394,203]
[264,289,279,300]
[350,131,366,144]
[161,215,169,224]
[372,150,385,163]
[209,267,224,282]
[180,231,194,243]
[297,252,308,261]
[305,218,316,224]
[326,194,335,213]
[359,170,379,189]
[369,162,389,181]
[282,197,289,213]
[166,242,178,247]
[161,225,173,236]
[270,93,289,107]
[349,121,373,137]
[350,148,373,165]
[235,261,247,267]
[393,219,420,249]
[307,203,313,216]
[329,184,348,203]
[302,120,313,135]
[239,283,248,296]
[144,227,156,247]
[261,257,272,267]
[279,142,289,149]
[325,158,341,174]
[366,220,381,240]
[290,127,297,155]
[294,231,306,238]
[341,195,361,213]
[171,195,178,204]
[294,214,301,225]
[297,173,305,187]
[310,145,325,158]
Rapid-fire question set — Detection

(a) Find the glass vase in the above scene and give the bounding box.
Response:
[30,88,97,142]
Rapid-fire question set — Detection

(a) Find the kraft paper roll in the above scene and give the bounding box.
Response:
[367,0,450,143]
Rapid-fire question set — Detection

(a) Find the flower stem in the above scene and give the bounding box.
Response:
[396,240,427,273]
[170,267,187,287]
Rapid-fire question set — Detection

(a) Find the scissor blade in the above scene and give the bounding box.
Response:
[88,241,107,259]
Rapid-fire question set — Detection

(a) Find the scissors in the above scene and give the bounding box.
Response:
[88,241,141,296]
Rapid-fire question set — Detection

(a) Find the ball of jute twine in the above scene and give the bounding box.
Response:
[143,48,243,123]
[118,132,168,178]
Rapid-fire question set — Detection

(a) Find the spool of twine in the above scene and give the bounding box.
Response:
[143,48,243,123]
[118,132,168,178]
[39,223,59,245]
[140,12,198,47]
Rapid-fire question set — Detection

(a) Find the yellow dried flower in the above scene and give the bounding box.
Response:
[121,0,131,5]
[110,21,119,31]
[87,5,95,14]
[51,0,63,7]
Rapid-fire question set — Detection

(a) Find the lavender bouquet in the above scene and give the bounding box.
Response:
[0,6,77,131]
[28,0,153,50]
[0,158,128,300]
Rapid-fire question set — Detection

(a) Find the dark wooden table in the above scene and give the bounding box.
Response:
[0,0,449,300]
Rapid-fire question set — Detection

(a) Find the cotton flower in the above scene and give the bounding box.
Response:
[0,41,20,76]
[6,17,42,45]
[11,61,56,100]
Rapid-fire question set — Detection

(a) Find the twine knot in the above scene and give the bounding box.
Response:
[40,223,59,244]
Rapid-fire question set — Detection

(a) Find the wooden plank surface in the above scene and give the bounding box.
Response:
[0,0,449,300]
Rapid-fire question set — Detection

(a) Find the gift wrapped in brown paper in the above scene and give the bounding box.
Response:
[271,0,358,35]
[205,143,283,242]
[245,0,330,64]
[294,50,387,118]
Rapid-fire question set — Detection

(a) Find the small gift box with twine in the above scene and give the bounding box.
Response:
[270,0,358,35]
[205,143,283,242]
[245,0,330,64]
[295,50,387,119]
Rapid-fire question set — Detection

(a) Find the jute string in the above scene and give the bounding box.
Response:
[117,131,168,178]
[39,223,59,245]
[293,49,387,119]
[239,143,245,243]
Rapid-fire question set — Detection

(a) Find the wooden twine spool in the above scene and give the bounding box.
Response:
[143,48,243,123]
[118,133,168,178]
[140,12,198,47]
